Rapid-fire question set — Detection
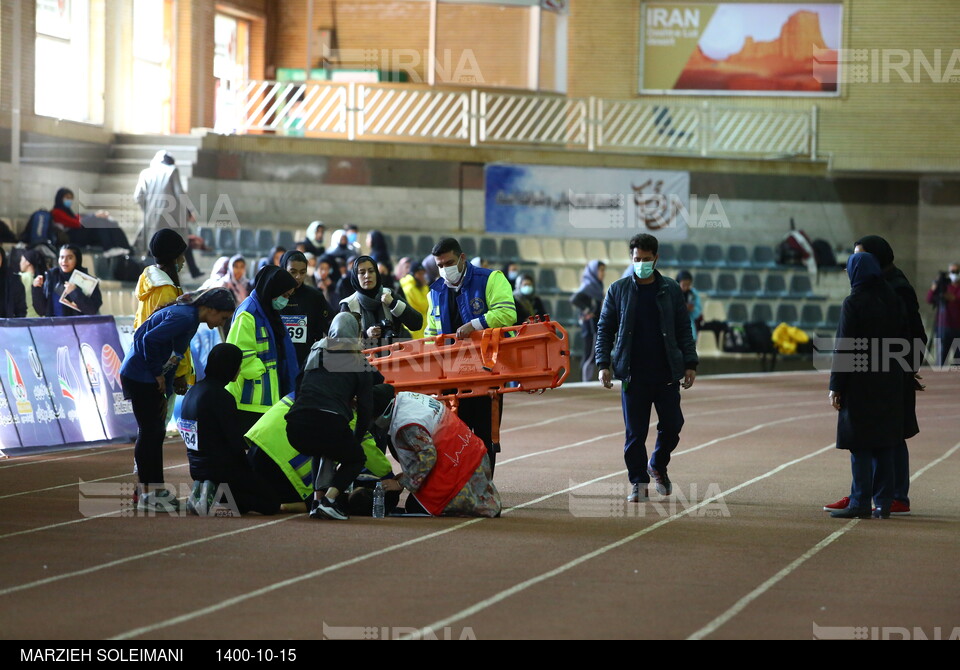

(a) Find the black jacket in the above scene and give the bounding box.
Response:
[595,271,699,383]
[280,283,333,370]
[829,278,905,451]
[884,266,925,439]
[180,376,252,483]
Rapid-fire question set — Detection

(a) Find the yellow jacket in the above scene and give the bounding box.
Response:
[399,274,430,339]
[134,266,193,381]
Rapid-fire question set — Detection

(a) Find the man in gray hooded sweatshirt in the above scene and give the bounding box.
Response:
[134,150,201,278]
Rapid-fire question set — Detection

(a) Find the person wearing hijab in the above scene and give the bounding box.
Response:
[33,244,103,316]
[134,150,201,278]
[286,312,388,520]
[399,260,430,339]
[366,230,392,267]
[179,343,281,516]
[828,252,906,519]
[339,255,422,349]
[570,260,607,382]
[393,257,412,285]
[327,229,353,263]
[302,220,326,256]
[201,256,231,290]
[314,254,341,306]
[51,187,82,230]
[278,249,333,371]
[18,249,47,318]
[0,248,27,318]
[226,265,300,436]
[513,273,546,325]
[220,254,253,304]
[675,270,703,339]
[823,236,925,517]
[120,288,237,511]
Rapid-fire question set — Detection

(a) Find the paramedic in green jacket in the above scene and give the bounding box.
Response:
[425,237,517,475]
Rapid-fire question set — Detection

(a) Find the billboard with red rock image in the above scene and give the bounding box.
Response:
[640,3,842,96]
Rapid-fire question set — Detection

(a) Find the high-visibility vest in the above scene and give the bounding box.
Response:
[245,395,314,501]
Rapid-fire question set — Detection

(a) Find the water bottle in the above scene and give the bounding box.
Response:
[372,482,385,519]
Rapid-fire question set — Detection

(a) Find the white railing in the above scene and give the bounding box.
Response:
[227,80,818,160]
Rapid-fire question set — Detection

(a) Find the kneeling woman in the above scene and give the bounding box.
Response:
[120,288,236,511]
[178,343,281,516]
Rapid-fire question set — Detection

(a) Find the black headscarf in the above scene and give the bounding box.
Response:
[368,230,391,266]
[279,249,308,272]
[53,188,76,218]
[854,235,895,270]
[253,264,298,343]
[847,252,883,291]
[21,249,47,276]
[203,343,243,385]
[50,244,88,286]
[349,255,382,299]
[149,228,187,264]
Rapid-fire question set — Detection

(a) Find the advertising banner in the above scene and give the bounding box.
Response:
[485,163,692,242]
[640,3,843,96]
[72,320,137,441]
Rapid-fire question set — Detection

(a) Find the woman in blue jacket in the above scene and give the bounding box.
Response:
[120,287,236,511]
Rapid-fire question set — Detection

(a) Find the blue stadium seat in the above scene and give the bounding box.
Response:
[702,244,725,268]
[276,229,297,251]
[751,303,774,326]
[657,243,678,267]
[553,299,575,325]
[255,229,275,254]
[678,243,702,268]
[740,273,762,297]
[416,235,436,259]
[763,274,788,298]
[538,268,560,294]
[788,274,815,299]
[752,245,777,268]
[459,236,478,260]
[775,304,799,325]
[479,237,499,263]
[499,238,520,263]
[197,226,216,252]
[727,302,748,323]
[714,272,738,298]
[394,235,415,258]
[800,305,824,330]
[726,245,750,268]
[216,228,237,255]
[821,304,842,330]
[693,273,714,294]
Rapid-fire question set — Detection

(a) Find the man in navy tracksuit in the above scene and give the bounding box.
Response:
[596,234,699,503]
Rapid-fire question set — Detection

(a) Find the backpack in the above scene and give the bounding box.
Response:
[744,321,775,354]
[20,209,55,246]
[722,324,749,353]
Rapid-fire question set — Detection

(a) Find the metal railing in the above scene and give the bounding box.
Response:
[227,80,818,160]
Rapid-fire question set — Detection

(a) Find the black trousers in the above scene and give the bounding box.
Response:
[456,396,502,476]
[286,411,366,494]
[122,376,168,486]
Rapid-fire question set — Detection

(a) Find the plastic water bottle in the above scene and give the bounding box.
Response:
[372,482,385,519]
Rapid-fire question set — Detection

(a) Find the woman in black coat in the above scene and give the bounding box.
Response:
[0,248,27,318]
[338,255,422,349]
[34,244,103,316]
[828,252,905,519]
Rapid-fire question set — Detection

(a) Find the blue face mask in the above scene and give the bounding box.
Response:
[347,232,358,244]
[272,296,289,311]
[633,261,655,279]
[520,285,534,296]
[62,199,74,210]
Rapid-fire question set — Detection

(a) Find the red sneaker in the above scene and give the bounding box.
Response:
[888,500,911,516]
[823,496,849,512]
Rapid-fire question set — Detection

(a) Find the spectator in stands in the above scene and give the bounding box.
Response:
[134,150,202,278]
[373,391,501,518]
[513,273,546,325]
[314,254,341,305]
[394,257,412,286]
[824,235,927,517]
[425,237,516,474]
[302,252,317,287]
[278,250,333,372]
[226,265,300,436]
[258,246,286,272]
[221,254,252,304]
[18,249,47,318]
[399,260,430,339]
[367,230,391,267]
[345,224,362,256]
[422,254,439,285]
[33,244,103,316]
[571,260,607,383]
[676,270,703,339]
[285,312,386,521]
[502,262,521,286]
[339,255,422,349]
[179,342,281,516]
[302,220,326,256]
[827,252,904,519]
[201,256,230,290]
[327,229,353,263]
[51,187,82,231]
[120,287,236,511]
[596,234,698,504]
[927,261,960,367]
[0,248,27,318]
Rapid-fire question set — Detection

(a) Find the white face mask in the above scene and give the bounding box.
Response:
[950,272,959,283]
[440,262,463,285]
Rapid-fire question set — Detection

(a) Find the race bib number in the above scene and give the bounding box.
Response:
[177,418,199,451]
[282,315,308,343]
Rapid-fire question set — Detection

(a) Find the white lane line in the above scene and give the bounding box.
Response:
[108,415,830,640]
[0,510,123,541]
[0,515,303,598]
[0,446,132,470]
[0,462,188,501]
[686,440,960,640]
[405,442,839,640]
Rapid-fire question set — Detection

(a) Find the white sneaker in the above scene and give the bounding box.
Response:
[137,489,181,513]
[627,483,649,503]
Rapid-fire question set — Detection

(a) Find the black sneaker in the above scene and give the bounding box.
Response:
[310,496,349,521]
[647,464,672,496]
